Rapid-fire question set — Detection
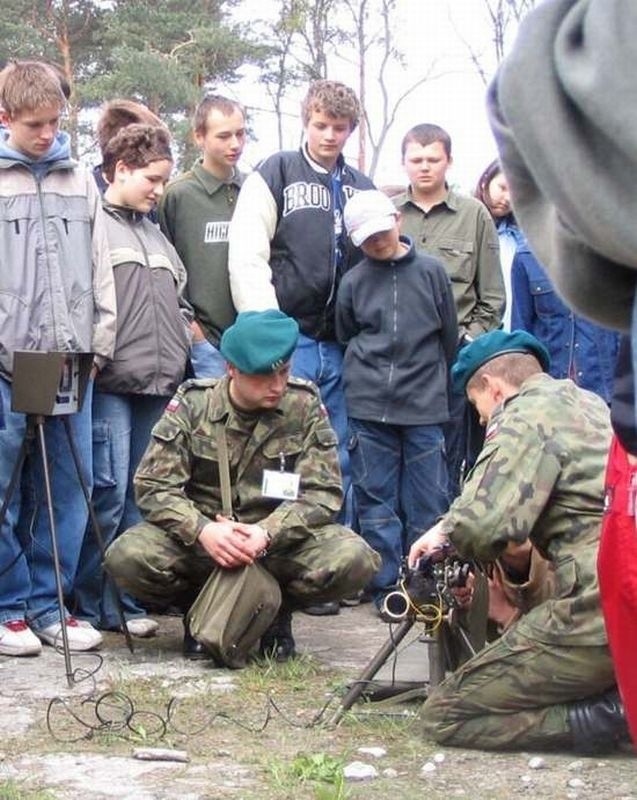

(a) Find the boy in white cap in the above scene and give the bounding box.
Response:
[336,190,458,614]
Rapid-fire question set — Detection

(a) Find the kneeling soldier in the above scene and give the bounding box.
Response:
[105,310,380,667]
[409,330,629,753]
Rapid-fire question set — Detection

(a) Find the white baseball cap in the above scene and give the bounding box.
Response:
[344,190,398,247]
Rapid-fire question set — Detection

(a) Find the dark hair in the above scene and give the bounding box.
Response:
[193,94,245,135]
[96,99,164,157]
[475,158,515,223]
[102,124,172,183]
[401,123,452,159]
[474,159,501,206]
[301,80,361,131]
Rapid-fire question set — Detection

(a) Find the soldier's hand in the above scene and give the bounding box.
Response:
[198,518,256,568]
[220,517,270,560]
[408,520,449,568]
[451,572,475,609]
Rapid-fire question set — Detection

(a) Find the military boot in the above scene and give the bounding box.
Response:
[568,687,630,753]
[183,617,213,661]
[259,605,296,662]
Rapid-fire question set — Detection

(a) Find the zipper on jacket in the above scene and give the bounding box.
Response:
[35,175,60,347]
[381,269,399,423]
[322,170,343,334]
[128,221,163,393]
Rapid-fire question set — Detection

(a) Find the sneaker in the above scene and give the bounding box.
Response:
[0,620,42,657]
[37,617,103,651]
[124,617,159,638]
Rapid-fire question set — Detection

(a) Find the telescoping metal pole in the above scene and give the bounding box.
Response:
[328,617,414,726]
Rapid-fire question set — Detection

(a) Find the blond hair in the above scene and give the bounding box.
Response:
[301,80,360,131]
[0,61,66,117]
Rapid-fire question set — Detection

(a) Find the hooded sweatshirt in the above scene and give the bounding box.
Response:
[0,129,116,378]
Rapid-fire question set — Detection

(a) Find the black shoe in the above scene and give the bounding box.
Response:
[302,601,340,616]
[568,687,630,753]
[183,621,213,661]
[260,606,296,662]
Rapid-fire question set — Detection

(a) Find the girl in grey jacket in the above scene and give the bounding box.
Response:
[74,124,192,636]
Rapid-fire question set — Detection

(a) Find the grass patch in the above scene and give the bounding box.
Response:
[0,780,57,800]
[238,652,325,694]
[267,752,351,800]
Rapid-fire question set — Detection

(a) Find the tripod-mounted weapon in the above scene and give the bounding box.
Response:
[329,547,477,725]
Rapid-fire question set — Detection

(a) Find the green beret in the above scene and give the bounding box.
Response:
[451,329,551,393]
[220,310,299,374]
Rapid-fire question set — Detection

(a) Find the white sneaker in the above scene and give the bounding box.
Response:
[0,620,42,656]
[125,617,159,638]
[37,617,103,651]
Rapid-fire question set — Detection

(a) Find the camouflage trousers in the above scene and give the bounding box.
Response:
[421,624,615,750]
[104,520,380,617]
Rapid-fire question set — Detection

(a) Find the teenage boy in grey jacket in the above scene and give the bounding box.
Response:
[0,61,115,657]
[336,190,457,612]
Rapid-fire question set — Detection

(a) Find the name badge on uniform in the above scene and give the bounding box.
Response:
[262,470,300,501]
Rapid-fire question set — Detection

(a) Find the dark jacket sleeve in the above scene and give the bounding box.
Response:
[611,335,637,455]
[335,273,358,346]
[437,265,459,366]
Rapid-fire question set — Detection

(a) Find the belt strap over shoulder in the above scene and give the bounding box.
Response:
[215,422,234,520]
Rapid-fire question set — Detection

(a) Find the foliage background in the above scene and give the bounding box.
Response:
[0,0,536,182]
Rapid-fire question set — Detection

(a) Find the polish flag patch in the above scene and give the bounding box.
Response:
[485,420,499,442]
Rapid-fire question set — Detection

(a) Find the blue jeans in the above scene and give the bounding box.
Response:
[0,375,93,630]
[73,392,169,628]
[190,339,226,379]
[291,335,351,519]
[348,418,449,604]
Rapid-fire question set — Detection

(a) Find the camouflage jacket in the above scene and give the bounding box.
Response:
[134,377,343,549]
[444,373,611,645]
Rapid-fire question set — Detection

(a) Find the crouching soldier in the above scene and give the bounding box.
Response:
[409,330,629,754]
[105,309,380,667]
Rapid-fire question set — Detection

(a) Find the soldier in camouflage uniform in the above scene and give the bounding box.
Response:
[105,310,380,667]
[409,329,628,753]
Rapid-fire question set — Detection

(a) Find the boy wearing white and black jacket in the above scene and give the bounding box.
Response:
[228,83,374,569]
[336,190,458,612]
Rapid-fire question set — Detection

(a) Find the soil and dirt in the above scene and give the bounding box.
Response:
[0,604,634,800]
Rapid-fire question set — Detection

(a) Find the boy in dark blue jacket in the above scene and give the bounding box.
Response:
[336,190,458,613]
